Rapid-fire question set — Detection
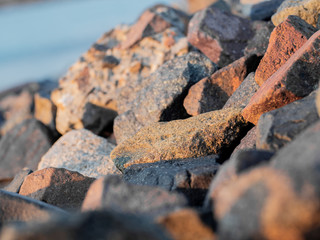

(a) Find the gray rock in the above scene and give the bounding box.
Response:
[82,175,187,219]
[223,72,259,109]
[38,129,120,178]
[114,51,217,143]
[124,155,220,206]
[0,119,53,179]
[3,169,33,193]
[231,126,257,155]
[256,91,319,151]
[249,0,284,21]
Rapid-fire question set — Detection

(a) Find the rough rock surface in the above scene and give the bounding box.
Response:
[111,108,249,171]
[82,175,187,218]
[184,55,260,116]
[242,30,320,124]
[0,190,68,223]
[114,51,216,143]
[19,168,95,210]
[231,126,257,154]
[0,119,53,179]
[38,129,120,178]
[3,169,33,193]
[272,0,320,27]
[187,6,253,67]
[214,120,320,240]
[0,211,171,240]
[256,91,319,151]
[124,155,220,205]
[223,72,259,109]
[255,15,317,86]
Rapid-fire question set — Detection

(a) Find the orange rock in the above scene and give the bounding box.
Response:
[255,15,317,86]
[242,30,320,125]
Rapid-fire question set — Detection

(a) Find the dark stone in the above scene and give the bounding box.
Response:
[124,155,220,206]
[0,190,68,223]
[102,55,120,68]
[3,169,33,193]
[114,51,217,143]
[0,119,53,179]
[0,211,171,240]
[249,0,284,21]
[223,72,259,109]
[82,175,187,219]
[19,168,96,210]
[257,91,319,151]
[231,126,257,155]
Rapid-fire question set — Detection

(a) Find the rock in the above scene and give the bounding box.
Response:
[231,126,257,154]
[204,149,273,208]
[123,155,220,205]
[120,5,189,49]
[256,91,319,151]
[247,0,284,21]
[184,55,260,116]
[19,168,95,210]
[3,169,33,193]
[316,87,320,116]
[0,190,67,223]
[187,6,253,67]
[82,175,187,218]
[255,15,317,86]
[244,21,274,57]
[157,208,216,240]
[0,119,53,179]
[53,25,189,135]
[38,129,120,178]
[0,90,33,136]
[242,30,320,124]
[111,108,250,171]
[223,72,259,109]
[114,51,217,143]
[188,0,221,13]
[0,211,171,240]
[272,0,320,27]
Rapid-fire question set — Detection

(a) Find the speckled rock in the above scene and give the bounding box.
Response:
[242,30,320,124]
[111,108,249,171]
[272,0,320,27]
[256,92,319,151]
[19,168,95,210]
[255,15,317,86]
[38,129,120,178]
[114,51,217,143]
[187,6,253,67]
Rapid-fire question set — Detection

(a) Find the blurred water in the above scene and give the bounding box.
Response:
[0,0,173,90]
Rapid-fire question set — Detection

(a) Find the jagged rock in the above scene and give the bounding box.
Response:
[242,30,320,124]
[111,108,250,171]
[214,120,320,240]
[82,175,187,218]
[255,15,317,86]
[244,21,274,57]
[52,23,189,135]
[272,0,320,27]
[183,55,260,116]
[257,92,319,151]
[120,5,189,49]
[187,6,253,67]
[0,190,67,223]
[38,129,120,178]
[245,0,284,21]
[3,169,33,193]
[204,149,273,208]
[0,211,171,240]
[19,168,95,210]
[231,126,257,154]
[114,51,216,143]
[223,72,259,109]
[157,208,216,240]
[123,155,220,205]
[0,119,53,179]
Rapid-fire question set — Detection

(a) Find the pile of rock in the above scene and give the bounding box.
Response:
[0,0,320,239]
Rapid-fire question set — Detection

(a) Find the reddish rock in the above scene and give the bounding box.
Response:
[19,168,95,210]
[242,30,320,125]
[187,6,253,67]
[120,5,189,49]
[255,15,317,86]
[184,55,260,116]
